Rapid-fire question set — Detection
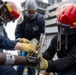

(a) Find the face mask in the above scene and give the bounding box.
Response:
[26,12,37,19]
[57,23,70,51]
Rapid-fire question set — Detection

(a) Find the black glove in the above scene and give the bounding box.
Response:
[25,53,48,70]
[25,55,40,67]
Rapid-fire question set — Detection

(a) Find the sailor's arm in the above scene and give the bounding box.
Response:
[0,52,38,66]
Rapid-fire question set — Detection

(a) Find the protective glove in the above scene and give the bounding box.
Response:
[19,38,31,43]
[31,38,38,45]
[21,42,37,55]
[37,54,48,70]
[25,53,48,70]
[25,55,39,67]
[29,38,38,56]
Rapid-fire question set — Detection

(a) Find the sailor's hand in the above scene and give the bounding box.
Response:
[25,55,39,67]
[19,38,31,43]
[25,53,48,70]
[36,53,48,70]
[31,38,38,45]
[20,42,37,55]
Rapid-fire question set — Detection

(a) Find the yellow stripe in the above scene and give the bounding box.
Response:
[6,4,12,12]
[73,22,76,25]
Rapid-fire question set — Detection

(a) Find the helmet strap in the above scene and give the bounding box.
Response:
[57,26,61,51]
[65,31,68,50]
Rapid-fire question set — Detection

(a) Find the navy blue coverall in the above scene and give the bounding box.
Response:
[0,19,17,75]
[15,12,45,75]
